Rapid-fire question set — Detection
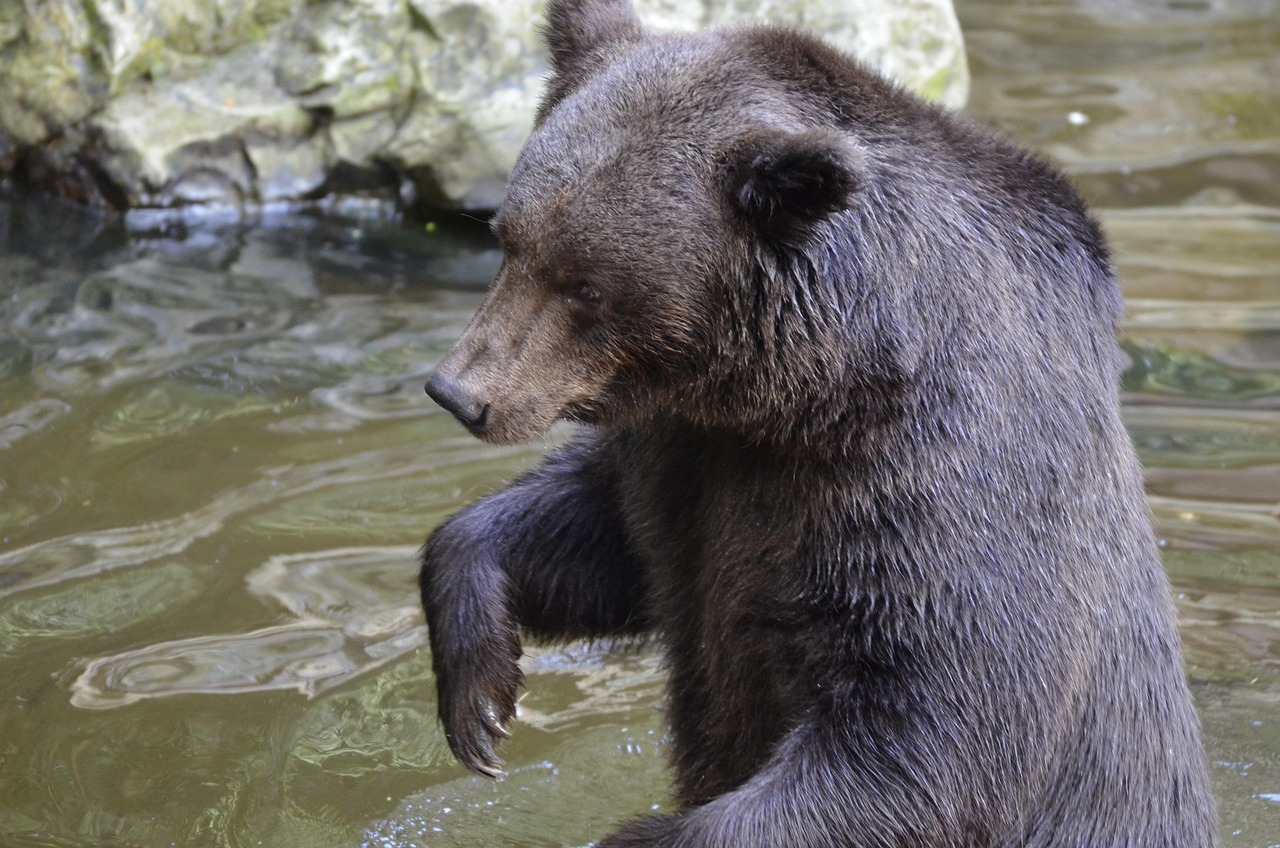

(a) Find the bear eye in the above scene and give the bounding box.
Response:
[565,281,603,313]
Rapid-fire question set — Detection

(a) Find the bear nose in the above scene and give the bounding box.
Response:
[425,372,490,431]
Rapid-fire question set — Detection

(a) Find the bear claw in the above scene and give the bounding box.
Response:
[440,684,518,778]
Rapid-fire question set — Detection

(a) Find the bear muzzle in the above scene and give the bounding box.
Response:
[425,371,491,433]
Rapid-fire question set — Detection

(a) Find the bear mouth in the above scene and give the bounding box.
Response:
[460,402,491,433]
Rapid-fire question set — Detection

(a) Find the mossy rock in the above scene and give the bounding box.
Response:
[0,0,969,217]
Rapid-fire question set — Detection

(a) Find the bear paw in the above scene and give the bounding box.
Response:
[435,643,524,778]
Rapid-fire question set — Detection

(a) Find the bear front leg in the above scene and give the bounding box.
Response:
[420,434,650,777]
[419,520,523,777]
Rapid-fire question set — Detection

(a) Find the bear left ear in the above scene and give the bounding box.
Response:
[726,127,865,244]
[539,0,645,119]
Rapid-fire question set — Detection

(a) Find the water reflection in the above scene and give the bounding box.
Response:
[69,547,428,709]
[0,397,71,449]
[362,646,668,848]
[0,560,206,652]
[0,440,527,601]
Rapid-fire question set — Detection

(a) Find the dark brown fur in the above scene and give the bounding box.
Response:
[419,2,1219,844]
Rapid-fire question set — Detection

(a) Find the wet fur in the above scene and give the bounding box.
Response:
[419,1,1219,844]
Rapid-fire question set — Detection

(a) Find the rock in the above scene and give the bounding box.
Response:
[0,0,968,217]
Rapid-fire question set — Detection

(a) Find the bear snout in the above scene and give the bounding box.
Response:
[425,371,491,433]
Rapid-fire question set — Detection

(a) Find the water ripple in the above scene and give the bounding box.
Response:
[1123,341,1280,403]
[0,398,72,449]
[0,560,204,653]
[70,624,359,708]
[69,546,427,709]
[5,243,481,400]
[1152,495,1280,551]
[0,440,521,601]
[91,382,279,447]
[1106,204,1280,283]
[1128,404,1280,469]
[1126,300,1280,332]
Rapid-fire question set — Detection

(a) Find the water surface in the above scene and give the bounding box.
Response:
[2,0,1279,844]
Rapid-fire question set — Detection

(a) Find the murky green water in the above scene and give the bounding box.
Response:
[1,1,1278,845]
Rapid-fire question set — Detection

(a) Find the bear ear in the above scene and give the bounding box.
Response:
[539,0,645,118]
[726,127,865,244]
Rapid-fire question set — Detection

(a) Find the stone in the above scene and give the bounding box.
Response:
[0,0,968,217]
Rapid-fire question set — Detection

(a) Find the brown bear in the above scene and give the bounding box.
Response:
[418,1,1219,844]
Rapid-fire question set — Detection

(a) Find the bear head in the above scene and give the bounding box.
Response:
[425,0,882,446]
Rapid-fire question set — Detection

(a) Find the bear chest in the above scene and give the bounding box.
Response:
[616,428,819,674]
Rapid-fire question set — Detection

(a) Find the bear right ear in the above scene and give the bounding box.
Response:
[538,0,645,119]
[726,126,866,245]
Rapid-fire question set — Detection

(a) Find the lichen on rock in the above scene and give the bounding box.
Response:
[0,0,969,218]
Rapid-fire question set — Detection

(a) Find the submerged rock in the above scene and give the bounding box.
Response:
[0,0,968,218]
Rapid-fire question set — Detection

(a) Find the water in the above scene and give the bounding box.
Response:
[1,0,1278,844]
